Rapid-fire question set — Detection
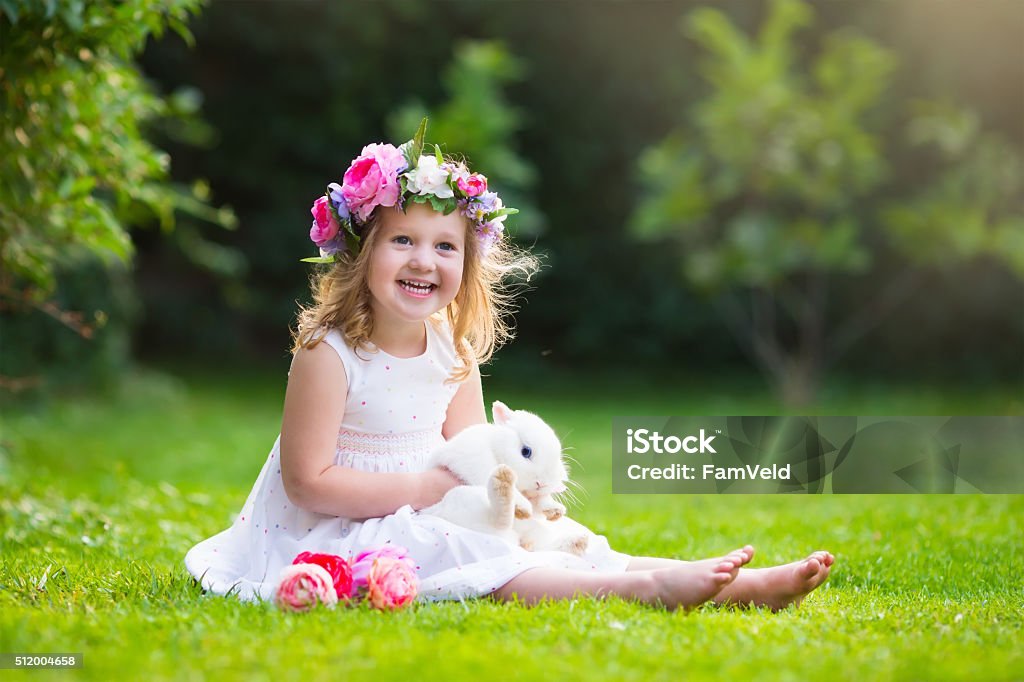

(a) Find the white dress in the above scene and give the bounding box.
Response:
[184,319,630,602]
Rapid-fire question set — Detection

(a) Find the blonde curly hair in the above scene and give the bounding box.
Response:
[290,207,539,382]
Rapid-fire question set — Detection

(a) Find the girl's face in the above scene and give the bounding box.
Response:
[367,202,468,327]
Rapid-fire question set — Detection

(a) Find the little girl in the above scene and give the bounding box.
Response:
[185,123,834,610]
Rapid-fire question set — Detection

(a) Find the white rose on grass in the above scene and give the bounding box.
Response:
[405,155,454,198]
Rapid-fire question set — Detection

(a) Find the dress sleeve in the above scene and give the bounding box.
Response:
[428,317,461,377]
[318,327,358,388]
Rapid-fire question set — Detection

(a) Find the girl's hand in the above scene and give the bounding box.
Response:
[414,467,462,510]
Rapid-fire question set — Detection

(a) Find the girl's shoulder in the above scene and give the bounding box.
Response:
[427,316,458,363]
[291,325,361,382]
[294,325,350,358]
[427,314,453,341]
[298,319,458,374]
[317,325,351,355]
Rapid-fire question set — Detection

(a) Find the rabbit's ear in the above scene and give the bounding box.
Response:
[492,401,514,425]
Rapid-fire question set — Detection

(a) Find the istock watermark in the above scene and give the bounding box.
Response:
[612,416,1024,494]
[625,428,718,454]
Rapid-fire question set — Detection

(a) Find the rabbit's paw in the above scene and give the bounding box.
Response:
[560,535,589,556]
[488,465,517,529]
[539,500,566,521]
[489,465,516,499]
[513,491,533,519]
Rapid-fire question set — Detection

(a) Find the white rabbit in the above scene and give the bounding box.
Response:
[422,401,590,555]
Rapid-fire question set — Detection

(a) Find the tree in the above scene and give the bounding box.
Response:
[630,0,1024,405]
[0,0,234,390]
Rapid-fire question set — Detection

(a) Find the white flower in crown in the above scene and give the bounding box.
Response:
[443,161,471,186]
[405,155,454,199]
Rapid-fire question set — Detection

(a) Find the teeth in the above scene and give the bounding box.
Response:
[400,280,434,294]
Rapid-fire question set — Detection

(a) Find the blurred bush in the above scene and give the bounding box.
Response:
[630,0,1023,403]
[0,254,137,401]
[0,0,234,397]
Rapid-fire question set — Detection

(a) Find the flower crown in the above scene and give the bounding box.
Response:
[303,119,518,263]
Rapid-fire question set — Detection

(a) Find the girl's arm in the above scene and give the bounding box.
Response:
[279,342,458,519]
[442,360,487,439]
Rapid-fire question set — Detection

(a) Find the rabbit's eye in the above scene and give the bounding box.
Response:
[521,446,533,459]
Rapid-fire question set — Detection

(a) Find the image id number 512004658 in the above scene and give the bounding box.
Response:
[0,653,83,668]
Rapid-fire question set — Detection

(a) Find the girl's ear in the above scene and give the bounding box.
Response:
[492,401,513,425]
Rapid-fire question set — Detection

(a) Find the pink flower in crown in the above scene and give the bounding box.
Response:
[275,563,338,612]
[350,545,417,593]
[309,196,339,246]
[457,173,488,198]
[477,220,505,253]
[366,557,419,610]
[341,143,407,222]
[462,190,502,226]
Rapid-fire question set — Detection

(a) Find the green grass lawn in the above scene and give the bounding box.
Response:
[1,366,1021,681]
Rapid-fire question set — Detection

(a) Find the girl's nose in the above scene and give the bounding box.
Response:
[409,250,436,272]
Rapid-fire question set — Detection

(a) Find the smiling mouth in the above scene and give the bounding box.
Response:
[398,279,437,297]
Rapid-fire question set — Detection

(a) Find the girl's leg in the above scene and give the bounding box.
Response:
[626,549,834,611]
[491,546,752,610]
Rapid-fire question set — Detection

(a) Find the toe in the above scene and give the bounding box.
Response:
[712,571,733,585]
[797,557,821,579]
[811,551,834,567]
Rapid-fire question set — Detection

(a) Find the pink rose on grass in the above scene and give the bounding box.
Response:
[275,563,339,612]
[309,195,340,246]
[366,557,419,610]
[341,143,406,222]
[456,173,488,198]
[351,545,417,593]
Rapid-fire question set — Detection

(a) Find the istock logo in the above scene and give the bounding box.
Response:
[626,428,717,454]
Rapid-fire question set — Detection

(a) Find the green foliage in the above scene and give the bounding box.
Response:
[628,0,1024,403]
[633,0,1023,290]
[0,0,233,295]
[0,0,235,394]
[398,116,428,169]
[388,41,539,235]
[885,102,1024,276]
[0,254,138,401]
[633,0,895,289]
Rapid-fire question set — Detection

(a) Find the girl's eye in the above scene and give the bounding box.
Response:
[520,446,532,460]
[437,242,456,252]
[393,236,412,245]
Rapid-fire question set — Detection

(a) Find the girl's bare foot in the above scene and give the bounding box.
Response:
[687,545,755,571]
[650,546,753,611]
[715,551,834,611]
